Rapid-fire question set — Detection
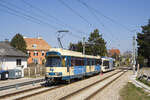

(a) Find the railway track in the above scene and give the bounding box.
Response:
[0,70,124,100]
[59,70,126,100]
[0,84,65,100]
[0,85,43,99]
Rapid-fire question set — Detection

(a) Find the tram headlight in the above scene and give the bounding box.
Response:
[56,72,62,76]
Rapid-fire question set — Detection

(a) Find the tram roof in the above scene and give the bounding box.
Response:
[101,57,115,61]
[47,48,100,59]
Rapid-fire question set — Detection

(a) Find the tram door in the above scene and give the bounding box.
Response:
[66,56,71,73]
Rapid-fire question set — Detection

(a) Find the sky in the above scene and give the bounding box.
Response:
[0,0,150,53]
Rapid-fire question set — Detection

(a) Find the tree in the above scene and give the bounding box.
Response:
[86,29,107,56]
[69,29,107,56]
[137,19,150,67]
[121,51,132,66]
[10,33,27,53]
[112,53,119,60]
[69,41,83,52]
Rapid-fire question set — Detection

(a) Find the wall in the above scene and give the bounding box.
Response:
[27,50,47,64]
[2,57,27,77]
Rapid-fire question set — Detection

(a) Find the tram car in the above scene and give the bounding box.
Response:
[100,57,115,72]
[45,48,101,84]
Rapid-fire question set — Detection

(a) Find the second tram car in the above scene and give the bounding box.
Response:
[45,48,101,84]
[100,57,115,72]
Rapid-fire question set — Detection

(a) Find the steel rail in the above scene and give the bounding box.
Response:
[85,71,126,100]
[59,70,123,100]
[14,85,65,100]
[3,70,123,100]
[0,85,43,99]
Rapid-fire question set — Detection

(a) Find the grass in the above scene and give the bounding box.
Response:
[137,78,150,87]
[120,82,150,100]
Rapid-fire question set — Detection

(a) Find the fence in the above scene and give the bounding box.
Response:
[137,67,150,83]
[24,64,45,77]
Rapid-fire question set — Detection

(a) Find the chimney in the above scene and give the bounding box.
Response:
[37,37,42,39]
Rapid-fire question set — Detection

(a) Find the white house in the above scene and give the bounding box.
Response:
[0,41,28,77]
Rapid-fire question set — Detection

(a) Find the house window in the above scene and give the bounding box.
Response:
[16,59,21,65]
[42,51,45,56]
[27,51,30,56]
[29,52,31,56]
[34,51,38,56]
[32,44,37,48]
[33,58,38,64]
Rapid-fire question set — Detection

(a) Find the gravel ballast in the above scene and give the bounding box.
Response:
[24,70,121,100]
[90,70,132,100]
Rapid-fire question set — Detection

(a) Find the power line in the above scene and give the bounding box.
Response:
[0,0,89,50]
[58,0,93,27]
[21,0,83,39]
[0,7,44,26]
[77,0,120,47]
[21,0,69,29]
[0,0,82,40]
[77,0,131,49]
[78,0,133,32]
[77,0,112,34]
[77,0,105,27]
[21,0,86,36]
[0,7,51,39]
[0,0,59,30]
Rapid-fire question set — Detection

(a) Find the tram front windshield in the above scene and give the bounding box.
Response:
[46,56,61,67]
[103,60,109,66]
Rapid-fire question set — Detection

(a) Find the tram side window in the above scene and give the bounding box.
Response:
[103,60,109,66]
[99,59,102,65]
[87,59,91,66]
[75,59,79,66]
[96,60,99,65]
[78,58,84,66]
[81,58,84,66]
[71,57,84,66]
[75,58,78,66]
[91,60,95,65]
[71,57,75,66]
[75,58,80,66]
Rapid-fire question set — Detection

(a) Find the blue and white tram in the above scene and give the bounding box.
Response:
[100,57,115,72]
[45,48,101,84]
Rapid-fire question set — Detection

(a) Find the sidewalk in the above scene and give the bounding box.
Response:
[130,71,150,94]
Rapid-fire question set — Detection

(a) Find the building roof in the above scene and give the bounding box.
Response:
[24,37,51,51]
[0,42,28,57]
[108,48,120,56]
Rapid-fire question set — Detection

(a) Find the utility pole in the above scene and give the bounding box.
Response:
[133,35,136,75]
[82,37,96,55]
[83,37,85,55]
